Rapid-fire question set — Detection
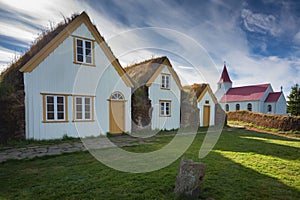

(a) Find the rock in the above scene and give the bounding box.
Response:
[174,157,206,199]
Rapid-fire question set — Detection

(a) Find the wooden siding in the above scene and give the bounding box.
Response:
[24,22,131,140]
[148,66,181,130]
[197,90,216,126]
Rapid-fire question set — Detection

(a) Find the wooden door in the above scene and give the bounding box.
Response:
[109,100,125,134]
[203,105,210,127]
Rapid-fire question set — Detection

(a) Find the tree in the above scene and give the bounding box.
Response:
[287,83,300,116]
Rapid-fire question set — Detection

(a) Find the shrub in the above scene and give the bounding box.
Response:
[227,111,300,132]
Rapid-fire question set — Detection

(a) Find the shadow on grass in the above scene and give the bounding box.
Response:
[216,128,300,161]
[0,128,299,200]
[198,151,300,200]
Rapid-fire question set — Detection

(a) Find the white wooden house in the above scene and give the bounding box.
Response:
[215,65,286,115]
[18,12,133,139]
[125,57,182,130]
[195,84,218,126]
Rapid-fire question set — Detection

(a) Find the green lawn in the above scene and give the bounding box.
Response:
[0,127,299,200]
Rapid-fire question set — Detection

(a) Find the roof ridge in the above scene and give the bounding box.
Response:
[230,83,270,89]
[125,56,167,71]
[1,12,81,78]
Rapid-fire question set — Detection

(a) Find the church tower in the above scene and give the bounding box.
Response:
[215,63,232,101]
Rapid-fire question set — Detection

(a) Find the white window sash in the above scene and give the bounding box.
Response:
[75,96,92,120]
[46,96,65,121]
[76,39,93,64]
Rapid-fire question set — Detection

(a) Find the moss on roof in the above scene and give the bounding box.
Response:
[0,13,81,141]
[0,13,80,91]
[183,83,208,99]
[125,56,171,86]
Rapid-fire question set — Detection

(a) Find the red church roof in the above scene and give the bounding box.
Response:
[218,65,232,83]
[219,83,270,102]
[265,92,282,102]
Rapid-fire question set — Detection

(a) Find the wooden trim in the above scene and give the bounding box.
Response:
[41,93,96,97]
[73,37,76,64]
[42,120,69,123]
[196,85,218,104]
[146,65,164,87]
[73,36,95,65]
[71,94,96,97]
[197,86,208,103]
[109,99,126,134]
[71,35,95,41]
[42,94,46,122]
[159,100,172,117]
[20,13,85,72]
[72,120,95,122]
[146,65,182,90]
[65,95,69,122]
[203,105,210,126]
[92,96,95,121]
[40,92,71,96]
[72,95,95,122]
[73,62,96,66]
[19,12,133,88]
[72,95,75,122]
[41,93,69,123]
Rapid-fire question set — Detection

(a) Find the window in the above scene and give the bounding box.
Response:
[74,37,94,65]
[236,104,240,111]
[268,105,272,112]
[225,104,229,112]
[247,103,252,111]
[161,74,170,89]
[160,101,171,117]
[74,96,94,121]
[205,100,209,104]
[42,94,68,122]
[111,92,124,100]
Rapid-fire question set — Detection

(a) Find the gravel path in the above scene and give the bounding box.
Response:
[0,136,154,163]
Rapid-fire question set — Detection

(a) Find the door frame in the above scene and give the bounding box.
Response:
[109,92,126,134]
[203,105,210,127]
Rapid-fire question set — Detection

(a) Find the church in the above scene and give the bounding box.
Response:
[215,65,287,115]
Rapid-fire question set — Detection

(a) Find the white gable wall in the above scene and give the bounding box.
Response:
[149,66,181,130]
[197,91,216,126]
[23,23,131,139]
[275,94,287,114]
[215,82,232,101]
[264,94,287,114]
[258,85,273,112]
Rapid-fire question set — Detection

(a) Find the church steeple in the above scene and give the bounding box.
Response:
[215,62,233,101]
[218,62,232,83]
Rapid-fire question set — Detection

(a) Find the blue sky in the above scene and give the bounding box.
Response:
[0,0,299,96]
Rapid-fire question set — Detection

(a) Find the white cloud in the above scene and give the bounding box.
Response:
[294,31,300,44]
[0,46,22,72]
[0,0,299,98]
[241,9,281,36]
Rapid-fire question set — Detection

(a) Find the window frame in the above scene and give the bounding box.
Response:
[73,95,95,122]
[236,104,240,111]
[225,104,229,112]
[110,92,125,101]
[42,93,69,123]
[73,36,95,66]
[161,74,170,89]
[159,100,171,117]
[247,103,252,111]
[267,104,272,112]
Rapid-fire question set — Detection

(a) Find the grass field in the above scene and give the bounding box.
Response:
[0,127,299,199]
